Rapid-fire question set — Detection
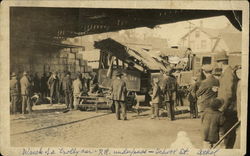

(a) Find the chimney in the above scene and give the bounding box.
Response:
[200,20,203,28]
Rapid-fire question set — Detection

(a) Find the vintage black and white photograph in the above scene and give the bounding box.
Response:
[0,1,248,156]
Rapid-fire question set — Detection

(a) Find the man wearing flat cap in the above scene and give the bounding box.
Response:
[110,70,127,120]
[62,72,73,110]
[196,64,219,113]
[20,71,32,114]
[47,71,60,104]
[160,68,177,121]
[215,51,238,149]
[10,72,19,114]
[72,72,83,110]
[212,68,223,80]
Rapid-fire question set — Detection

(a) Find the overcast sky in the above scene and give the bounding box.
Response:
[121,15,231,46]
[81,15,232,68]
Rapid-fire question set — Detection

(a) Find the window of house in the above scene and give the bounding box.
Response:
[201,40,207,49]
[195,31,200,38]
[202,56,212,65]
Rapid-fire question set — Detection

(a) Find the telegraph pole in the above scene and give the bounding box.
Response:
[185,21,196,48]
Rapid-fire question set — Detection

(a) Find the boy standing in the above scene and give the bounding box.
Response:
[150,78,161,119]
[188,76,199,118]
[201,98,225,148]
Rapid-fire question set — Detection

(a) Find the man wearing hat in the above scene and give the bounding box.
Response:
[196,64,219,113]
[188,76,199,118]
[72,72,83,110]
[47,71,60,104]
[110,70,127,120]
[10,72,19,114]
[20,71,32,114]
[215,51,238,148]
[160,68,177,121]
[150,78,161,119]
[212,68,223,80]
[62,72,73,110]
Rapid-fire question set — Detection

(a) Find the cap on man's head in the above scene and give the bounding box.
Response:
[115,70,123,76]
[23,71,28,75]
[202,64,213,72]
[210,98,223,111]
[164,68,173,75]
[212,68,222,76]
[215,51,228,62]
[153,78,159,83]
[66,71,71,75]
[191,76,198,81]
[76,72,82,77]
[11,72,16,77]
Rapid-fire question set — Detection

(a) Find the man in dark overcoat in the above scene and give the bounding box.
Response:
[47,71,60,104]
[62,72,73,109]
[196,65,220,113]
[110,70,127,120]
[160,69,177,121]
[201,98,225,148]
[10,72,19,114]
[188,76,199,118]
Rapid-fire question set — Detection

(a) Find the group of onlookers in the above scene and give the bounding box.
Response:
[144,51,241,149]
[109,68,179,121]
[187,51,241,149]
[10,51,242,149]
[10,71,97,114]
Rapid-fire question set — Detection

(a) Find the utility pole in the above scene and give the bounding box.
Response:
[184,21,196,48]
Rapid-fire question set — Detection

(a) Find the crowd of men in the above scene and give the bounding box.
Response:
[10,71,97,114]
[109,51,241,149]
[194,52,241,149]
[10,51,241,149]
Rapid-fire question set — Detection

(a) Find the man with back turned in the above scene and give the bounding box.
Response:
[160,68,177,121]
[110,70,127,120]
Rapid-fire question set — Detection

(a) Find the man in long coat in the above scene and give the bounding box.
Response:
[216,51,238,149]
[10,72,19,114]
[188,76,199,118]
[62,72,73,109]
[72,73,83,110]
[20,71,32,114]
[160,69,177,121]
[47,71,60,104]
[110,71,127,120]
[196,65,220,113]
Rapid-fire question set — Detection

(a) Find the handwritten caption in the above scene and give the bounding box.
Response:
[22,148,220,156]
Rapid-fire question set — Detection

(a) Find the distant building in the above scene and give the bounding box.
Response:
[114,29,169,51]
[179,23,242,54]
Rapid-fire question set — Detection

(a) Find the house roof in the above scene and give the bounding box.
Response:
[219,33,242,52]
[181,24,242,53]
[180,24,241,40]
[211,24,242,53]
[181,27,221,40]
